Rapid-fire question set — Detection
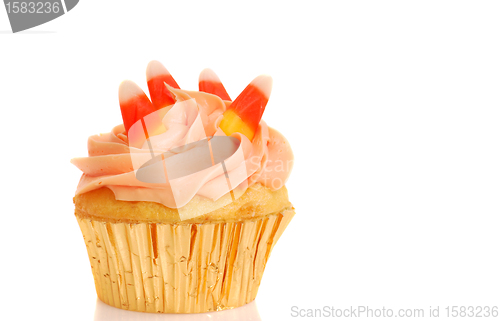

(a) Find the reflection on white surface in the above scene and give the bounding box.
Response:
[93,298,262,321]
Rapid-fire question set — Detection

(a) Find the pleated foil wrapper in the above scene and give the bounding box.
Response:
[76,209,294,313]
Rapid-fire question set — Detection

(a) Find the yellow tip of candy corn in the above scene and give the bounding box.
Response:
[219,109,255,141]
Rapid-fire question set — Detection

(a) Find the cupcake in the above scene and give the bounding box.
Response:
[71,61,294,313]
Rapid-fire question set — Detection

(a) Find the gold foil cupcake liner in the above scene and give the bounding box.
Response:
[76,209,294,313]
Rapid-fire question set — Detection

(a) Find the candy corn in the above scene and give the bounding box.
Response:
[119,62,272,147]
[146,60,180,109]
[199,68,231,101]
[219,75,272,141]
[119,80,157,135]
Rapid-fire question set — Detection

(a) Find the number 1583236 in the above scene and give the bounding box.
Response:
[5,2,61,14]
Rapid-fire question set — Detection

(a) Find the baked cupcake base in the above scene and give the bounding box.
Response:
[76,206,294,313]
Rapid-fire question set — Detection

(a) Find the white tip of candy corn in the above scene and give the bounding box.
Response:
[250,75,273,99]
[199,68,221,83]
[146,60,172,81]
[119,80,145,103]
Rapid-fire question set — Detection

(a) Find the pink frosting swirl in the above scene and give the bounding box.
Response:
[71,88,293,209]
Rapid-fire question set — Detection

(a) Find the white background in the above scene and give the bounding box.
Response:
[1,1,499,320]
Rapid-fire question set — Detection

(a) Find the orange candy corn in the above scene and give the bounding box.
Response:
[146,60,180,109]
[119,80,166,149]
[119,63,271,146]
[219,75,272,141]
[199,68,231,101]
[119,80,157,135]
